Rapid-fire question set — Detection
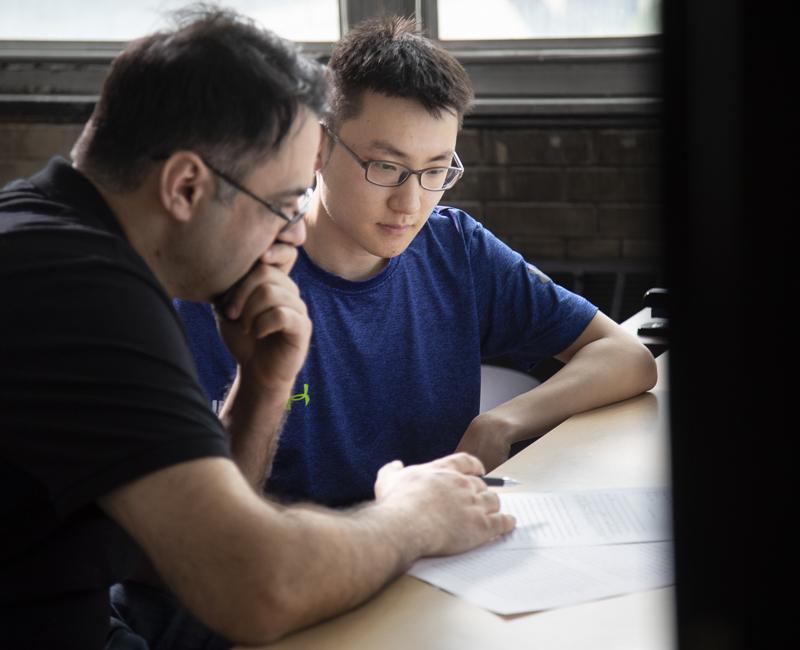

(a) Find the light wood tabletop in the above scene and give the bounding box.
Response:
[237,336,674,650]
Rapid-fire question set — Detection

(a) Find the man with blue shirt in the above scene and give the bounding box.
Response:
[177,16,658,508]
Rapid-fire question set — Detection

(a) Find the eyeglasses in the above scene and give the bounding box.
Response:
[324,127,464,191]
[202,158,313,231]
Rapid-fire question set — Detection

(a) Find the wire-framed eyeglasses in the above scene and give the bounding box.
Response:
[202,158,313,231]
[324,127,464,191]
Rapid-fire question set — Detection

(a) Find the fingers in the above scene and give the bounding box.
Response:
[374,458,517,556]
[475,489,516,538]
[247,302,310,345]
[488,512,517,537]
[373,460,406,501]
[428,452,486,478]
[223,264,304,329]
[260,242,299,275]
[426,476,515,553]
[459,489,516,546]
[215,261,312,380]
[376,460,404,481]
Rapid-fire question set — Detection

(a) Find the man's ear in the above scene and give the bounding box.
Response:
[158,151,211,223]
[315,123,331,171]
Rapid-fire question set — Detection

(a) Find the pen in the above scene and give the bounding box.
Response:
[481,476,522,487]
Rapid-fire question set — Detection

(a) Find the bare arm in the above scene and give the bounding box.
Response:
[216,243,310,488]
[218,366,290,489]
[98,453,514,645]
[456,311,658,470]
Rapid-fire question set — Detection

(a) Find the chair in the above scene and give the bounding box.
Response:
[479,364,539,413]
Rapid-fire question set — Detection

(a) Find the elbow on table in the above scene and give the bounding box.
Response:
[635,342,659,393]
[596,333,658,397]
[208,584,305,646]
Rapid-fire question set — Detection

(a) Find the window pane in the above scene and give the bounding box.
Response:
[438,0,660,40]
[0,0,339,42]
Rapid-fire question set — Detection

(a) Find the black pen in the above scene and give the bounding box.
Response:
[481,476,522,487]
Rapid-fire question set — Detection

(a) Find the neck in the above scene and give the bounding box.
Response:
[303,196,389,282]
[77,164,179,296]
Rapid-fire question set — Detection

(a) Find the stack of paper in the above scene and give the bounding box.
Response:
[408,487,673,615]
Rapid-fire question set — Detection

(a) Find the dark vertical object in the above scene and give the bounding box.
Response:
[343,0,419,32]
[664,1,789,649]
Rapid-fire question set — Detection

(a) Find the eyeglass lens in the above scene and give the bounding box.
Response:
[366,162,460,190]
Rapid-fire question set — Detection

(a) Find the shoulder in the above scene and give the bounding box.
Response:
[1,158,127,251]
[420,205,522,271]
[425,205,484,237]
[2,172,159,299]
[411,205,487,255]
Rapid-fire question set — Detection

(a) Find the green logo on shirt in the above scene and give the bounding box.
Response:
[286,383,310,411]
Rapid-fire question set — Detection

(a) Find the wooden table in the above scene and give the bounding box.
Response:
[240,341,674,649]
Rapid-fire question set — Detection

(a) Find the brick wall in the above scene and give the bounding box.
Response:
[0,119,664,320]
[446,126,662,266]
[1,122,84,184]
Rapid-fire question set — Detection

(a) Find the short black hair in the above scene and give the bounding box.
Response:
[325,15,473,131]
[73,4,328,191]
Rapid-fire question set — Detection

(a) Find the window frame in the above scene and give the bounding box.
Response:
[0,0,661,126]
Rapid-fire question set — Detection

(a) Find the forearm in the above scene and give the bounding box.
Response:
[103,455,512,646]
[248,461,503,641]
[103,460,419,645]
[220,369,291,489]
[253,501,422,639]
[498,335,657,442]
[214,258,312,490]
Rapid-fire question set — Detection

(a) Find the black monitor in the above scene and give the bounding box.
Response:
[663,2,788,648]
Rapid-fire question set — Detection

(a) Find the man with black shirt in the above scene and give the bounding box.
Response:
[0,9,514,649]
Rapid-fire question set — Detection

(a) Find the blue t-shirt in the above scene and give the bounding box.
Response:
[175,207,597,507]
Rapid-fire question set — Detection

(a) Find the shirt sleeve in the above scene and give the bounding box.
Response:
[459,212,599,369]
[1,248,231,518]
[172,299,237,410]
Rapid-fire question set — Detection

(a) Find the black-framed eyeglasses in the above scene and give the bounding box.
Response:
[324,127,464,191]
[202,158,313,231]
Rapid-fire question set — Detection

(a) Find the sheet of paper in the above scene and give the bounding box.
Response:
[409,541,674,615]
[497,487,672,549]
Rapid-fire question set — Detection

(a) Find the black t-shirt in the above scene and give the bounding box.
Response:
[0,158,231,649]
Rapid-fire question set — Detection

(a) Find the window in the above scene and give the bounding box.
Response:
[0,0,340,42]
[437,0,660,40]
[0,0,661,122]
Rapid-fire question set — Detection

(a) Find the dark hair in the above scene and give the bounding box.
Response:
[73,5,328,191]
[325,15,473,131]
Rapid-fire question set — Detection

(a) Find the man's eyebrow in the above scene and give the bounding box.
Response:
[368,140,453,164]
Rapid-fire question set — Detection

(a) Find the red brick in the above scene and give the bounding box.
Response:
[597,204,662,237]
[502,236,567,261]
[566,238,621,260]
[484,202,595,237]
[445,166,501,201]
[485,129,593,166]
[0,123,82,160]
[622,239,664,260]
[508,169,564,201]
[455,129,482,165]
[595,130,661,166]
[566,168,660,202]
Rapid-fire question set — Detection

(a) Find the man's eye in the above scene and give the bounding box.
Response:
[426,168,446,177]
[377,162,399,172]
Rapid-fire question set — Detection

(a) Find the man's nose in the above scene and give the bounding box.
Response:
[278,215,307,246]
[387,176,423,215]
